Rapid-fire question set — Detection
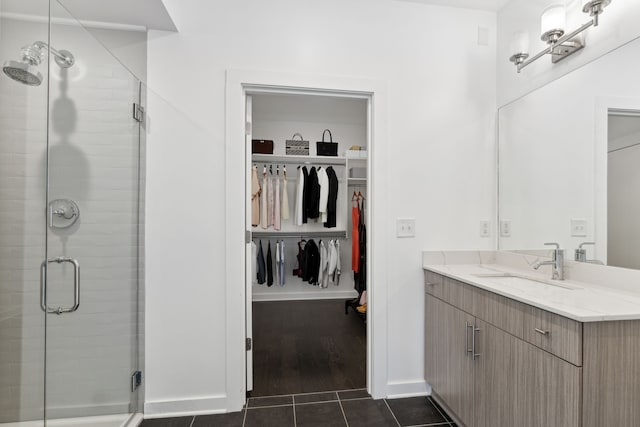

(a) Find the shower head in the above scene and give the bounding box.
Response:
[2,41,75,86]
[3,60,44,86]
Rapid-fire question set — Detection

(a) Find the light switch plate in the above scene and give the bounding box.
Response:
[500,220,511,237]
[480,221,490,238]
[571,218,587,237]
[396,218,416,238]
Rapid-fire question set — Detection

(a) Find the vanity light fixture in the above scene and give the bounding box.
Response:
[509,0,613,73]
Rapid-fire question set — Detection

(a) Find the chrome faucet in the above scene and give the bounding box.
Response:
[532,242,564,280]
[574,242,604,264]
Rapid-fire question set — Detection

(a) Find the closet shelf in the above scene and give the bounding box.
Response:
[252,154,347,166]
[348,178,367,186]
[252,230,347,239]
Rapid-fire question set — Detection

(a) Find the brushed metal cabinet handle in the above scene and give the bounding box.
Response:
[472,325,480,360]
[465,321,473,356]
[535,328,549,336]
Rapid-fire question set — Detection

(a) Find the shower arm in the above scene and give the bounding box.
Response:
[33,41,75,68]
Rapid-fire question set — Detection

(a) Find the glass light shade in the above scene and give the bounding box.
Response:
[510,31,530,55]
[541,4,566,36]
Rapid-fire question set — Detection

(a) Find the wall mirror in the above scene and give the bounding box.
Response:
[498,34,640,269]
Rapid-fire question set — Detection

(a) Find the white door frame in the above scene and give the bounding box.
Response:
[594,96,640,264]
[225,69,388,411]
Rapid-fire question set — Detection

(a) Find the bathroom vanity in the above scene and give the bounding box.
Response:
[423,251,640,427]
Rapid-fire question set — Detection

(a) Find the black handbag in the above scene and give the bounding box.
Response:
[316,129,338,156]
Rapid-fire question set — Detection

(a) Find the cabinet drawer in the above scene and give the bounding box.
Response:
[476,289,526,340]
[424,271,445,299]
[523,306,582,366]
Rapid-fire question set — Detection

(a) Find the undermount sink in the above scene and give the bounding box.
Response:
[471,272,582,290]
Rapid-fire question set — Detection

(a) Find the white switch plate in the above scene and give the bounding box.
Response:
[571,218,587,237]
[480,221,490,238]
[500,220,511,237]
[396,218,416,238]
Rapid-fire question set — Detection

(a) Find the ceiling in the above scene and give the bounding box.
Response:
[395,0,511,12]
[1,0,177,31]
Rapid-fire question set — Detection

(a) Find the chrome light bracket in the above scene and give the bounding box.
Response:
[550,38,585,63]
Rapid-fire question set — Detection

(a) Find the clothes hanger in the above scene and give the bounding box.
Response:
[263,165,267,176]
[276,165,280,176]
[283,165,287,178]
[269,164,273,175]
[352,191,359,201]
[358,191,365,201]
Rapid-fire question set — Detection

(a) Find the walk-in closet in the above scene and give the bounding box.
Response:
[245,91,370,396]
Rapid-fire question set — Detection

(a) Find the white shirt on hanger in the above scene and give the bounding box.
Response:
[317,167,329,224]
[294,167,304,226]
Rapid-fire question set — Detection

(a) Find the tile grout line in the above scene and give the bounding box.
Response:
[292,395,297,427]
[383,399,402,427]
[246,403,294,409]
[336,392,350,427]
[188,415,195,427]
[242,406,248,427]
[427,397,454,427]
[250,388,366,399]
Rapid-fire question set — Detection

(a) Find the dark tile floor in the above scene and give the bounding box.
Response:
[140,389,458,427]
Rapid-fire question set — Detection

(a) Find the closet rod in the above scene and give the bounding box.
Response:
[252,230,347,239]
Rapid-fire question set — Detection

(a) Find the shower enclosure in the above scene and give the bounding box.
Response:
[1,0,144,425]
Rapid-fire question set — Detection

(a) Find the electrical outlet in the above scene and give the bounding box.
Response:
[571,218,587,237]
[396,218,416,238]
[500,220,511,237]
[480,221,490,238]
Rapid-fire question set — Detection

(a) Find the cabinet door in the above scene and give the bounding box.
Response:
[474,319,517,427]
[513,338,582,427]
[425,295,474,425]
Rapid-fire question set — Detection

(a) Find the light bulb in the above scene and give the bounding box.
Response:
[510,31,529,55]
[540,4,566,43]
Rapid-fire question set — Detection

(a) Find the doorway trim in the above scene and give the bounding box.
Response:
[225,69,388,412]
[594,96,640,265]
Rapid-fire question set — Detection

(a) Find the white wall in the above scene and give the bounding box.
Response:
[497,0,640,106]
[145,0,496,415]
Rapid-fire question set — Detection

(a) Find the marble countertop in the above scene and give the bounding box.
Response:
[423,252,640,322]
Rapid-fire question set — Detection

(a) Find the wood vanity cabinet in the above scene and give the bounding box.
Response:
[425,271,581,427]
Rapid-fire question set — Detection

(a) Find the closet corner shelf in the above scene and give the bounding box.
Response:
[252,230,347,239]
[252,153,347,166]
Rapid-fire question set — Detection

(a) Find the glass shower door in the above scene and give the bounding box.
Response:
[43,1,143,424]
[0,0,50,425]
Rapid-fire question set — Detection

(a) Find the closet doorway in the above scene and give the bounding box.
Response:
[244,89,371,398]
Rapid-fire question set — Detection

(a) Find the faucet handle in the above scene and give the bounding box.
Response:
[544,242,560,250]
[579,241,595,249]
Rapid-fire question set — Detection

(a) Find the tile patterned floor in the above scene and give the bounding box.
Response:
[140,389,458,427]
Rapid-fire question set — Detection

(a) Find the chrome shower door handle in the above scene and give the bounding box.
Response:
[40,257,80,315]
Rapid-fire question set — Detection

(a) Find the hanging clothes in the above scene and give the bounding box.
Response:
[281,167,290,221]
[324,166,338,228]
[277,240,285,286]
[251,241,258,285]
[325,239,338,288]
[274,239,279,287]
[267,172,274,228]
[274,170,281,230]
[302,239,320,285]
[302,166,310,224]
[260,168,268,229]
[352,196,360,273]
[293,239,306,277]
[355,198,367,294]
[266,241,274,287]
[251,165,261,227]
[257,240,266,285]
[334,239,341,286]
[294,166,304,225]
[318,240,328,289]
[305,167,320,220]
[317,167,329,224]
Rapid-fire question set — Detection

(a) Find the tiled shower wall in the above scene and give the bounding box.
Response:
[0,15,146,422]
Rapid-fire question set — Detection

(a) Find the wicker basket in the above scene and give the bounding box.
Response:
[285,133,309,156]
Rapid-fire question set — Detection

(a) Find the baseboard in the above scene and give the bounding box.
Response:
[144,395,228,418]
[385,380,429,399]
